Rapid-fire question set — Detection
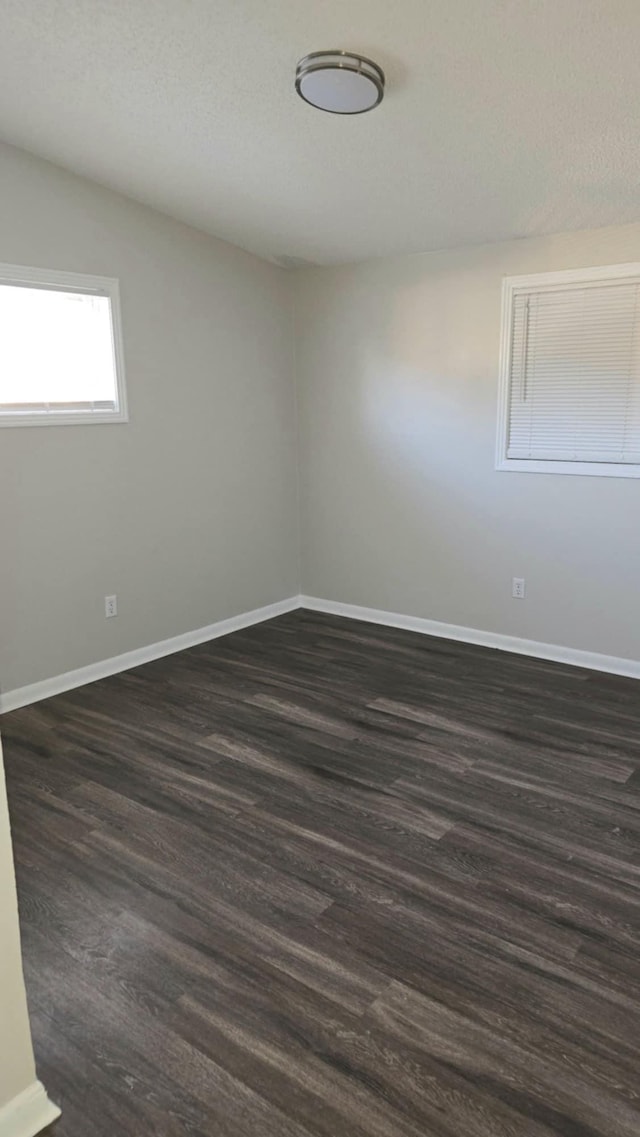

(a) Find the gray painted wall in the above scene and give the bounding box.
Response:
[0,739,39,1110]
[0,143,298,694]
[293,224,640,661]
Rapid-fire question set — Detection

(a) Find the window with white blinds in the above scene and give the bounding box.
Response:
[497,264,640,477]
[0,263,127,428]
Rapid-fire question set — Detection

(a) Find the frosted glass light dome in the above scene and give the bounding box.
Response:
[295,52,385,115]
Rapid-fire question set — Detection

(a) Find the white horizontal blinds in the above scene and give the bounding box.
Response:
[0,401,116,414]
[507,280,640,463]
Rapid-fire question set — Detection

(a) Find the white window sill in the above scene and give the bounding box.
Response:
[496,458,640,478]
[0,411,128,428]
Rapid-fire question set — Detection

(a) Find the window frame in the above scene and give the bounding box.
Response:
[0,262,128,428]
[496,262,640,478]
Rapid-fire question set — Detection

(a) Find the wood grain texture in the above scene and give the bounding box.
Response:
[2,608,640,1137]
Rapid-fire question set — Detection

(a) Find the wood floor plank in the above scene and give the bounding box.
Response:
[2,609,640,1136]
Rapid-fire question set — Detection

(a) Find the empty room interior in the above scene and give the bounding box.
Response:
[1,3,640,1136]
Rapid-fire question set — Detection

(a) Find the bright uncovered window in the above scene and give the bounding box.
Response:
[496,263,640,477]
[0,263,127,427]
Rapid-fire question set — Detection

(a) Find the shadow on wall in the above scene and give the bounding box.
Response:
[351,274,513,618]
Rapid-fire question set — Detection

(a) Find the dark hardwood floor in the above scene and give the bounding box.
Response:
[3,609,640,1137]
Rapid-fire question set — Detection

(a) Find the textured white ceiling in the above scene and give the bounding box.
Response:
[2,1,640,265]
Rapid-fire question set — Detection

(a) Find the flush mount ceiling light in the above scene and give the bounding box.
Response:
[295,51,385,115]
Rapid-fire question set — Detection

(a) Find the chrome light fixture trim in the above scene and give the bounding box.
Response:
[295,50,385,115]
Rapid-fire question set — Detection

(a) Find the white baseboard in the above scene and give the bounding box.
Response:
[3,591,638,714]
[299,595,640,680]
[0,597,300,714]
[0,1081,60,1137]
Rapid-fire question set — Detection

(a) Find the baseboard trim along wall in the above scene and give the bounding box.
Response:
[0,1081,60,1137]
[299,595,640,681]
[0,597,299,715]
[3,592,639,715]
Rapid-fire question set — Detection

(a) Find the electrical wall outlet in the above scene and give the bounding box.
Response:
[105,594,118,618]
[512,577,526,599]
